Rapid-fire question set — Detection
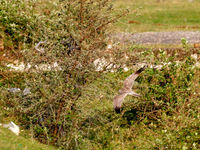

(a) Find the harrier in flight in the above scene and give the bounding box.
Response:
[113,66,146,113]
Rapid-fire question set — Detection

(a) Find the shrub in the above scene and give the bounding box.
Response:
[0,0,38,51]
[1,0,128,148]
[118,48,196,120]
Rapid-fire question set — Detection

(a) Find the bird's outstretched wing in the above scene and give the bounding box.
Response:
[113,66,146,113]
[123,66,146,90]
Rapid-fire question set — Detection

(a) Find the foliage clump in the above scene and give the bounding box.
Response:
[0,0,37,52]
[1,0,127,148]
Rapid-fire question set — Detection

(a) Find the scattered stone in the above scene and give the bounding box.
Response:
[22,87,31,96]
[1,121,20,135]
[8,87,31,96]
[6,62,61,72]
[7,62,31,71]
[191,54,198,60]
[8,88,21,93]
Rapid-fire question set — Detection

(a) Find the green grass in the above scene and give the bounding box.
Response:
[0,93,56,150]
[113,0,200,32]
[0,126,56,150]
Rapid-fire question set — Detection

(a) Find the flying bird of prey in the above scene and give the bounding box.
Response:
[113,66,146,113]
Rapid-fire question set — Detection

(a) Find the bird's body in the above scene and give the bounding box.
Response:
[113,66,146,113]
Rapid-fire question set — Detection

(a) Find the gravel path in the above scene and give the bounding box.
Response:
[112,31,200,44]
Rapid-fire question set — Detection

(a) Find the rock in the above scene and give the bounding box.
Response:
[2,121,20,135]
[22,87,31,96]
[8,87,31,96]
[8,88,21,93]
[191,54,198,60]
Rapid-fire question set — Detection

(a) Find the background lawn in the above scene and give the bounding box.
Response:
[113,0,200,32]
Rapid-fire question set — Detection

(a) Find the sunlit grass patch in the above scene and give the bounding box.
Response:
[113,0,200,32]
[0,126,56,150]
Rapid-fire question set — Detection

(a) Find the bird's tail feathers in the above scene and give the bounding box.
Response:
[128,91,141,97]
[135,65,147,74]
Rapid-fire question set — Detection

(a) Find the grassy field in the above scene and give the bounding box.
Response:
[0,126,56,150]
[113,0,200,32]
[0,99,56,150]
[0,0,200,149]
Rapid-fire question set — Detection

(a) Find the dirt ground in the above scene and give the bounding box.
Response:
[111,31,200,44]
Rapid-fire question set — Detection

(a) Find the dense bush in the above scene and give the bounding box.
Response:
[0,0,37,51]
[137,50,196,119]
[1,0,128,148]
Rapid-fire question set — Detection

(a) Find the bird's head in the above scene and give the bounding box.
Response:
[115,106,121,113]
